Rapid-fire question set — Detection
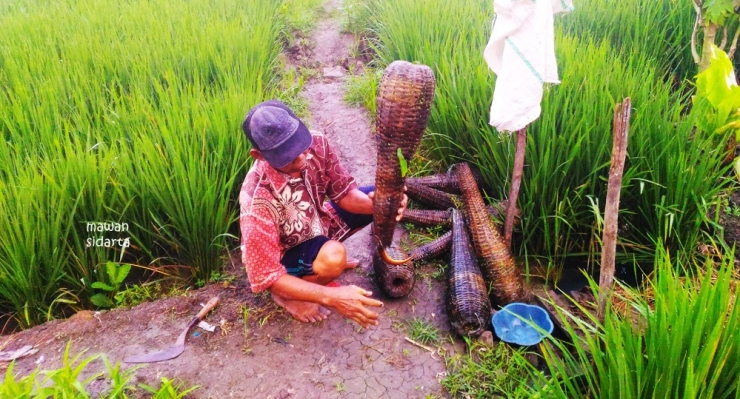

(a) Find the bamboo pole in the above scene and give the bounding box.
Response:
[503,127,527,248]
[598,98,631,320]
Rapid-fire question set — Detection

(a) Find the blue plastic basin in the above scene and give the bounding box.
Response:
[492,302,553,346]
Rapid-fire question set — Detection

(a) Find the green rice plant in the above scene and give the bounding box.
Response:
[117,82,248,283]
[559,0,696,82]
[521,35,727,264]
[0,162,83,328]
[44,143,136,293]
[533,243,740,398]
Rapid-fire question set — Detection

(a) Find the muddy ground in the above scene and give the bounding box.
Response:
[0,1,464,398]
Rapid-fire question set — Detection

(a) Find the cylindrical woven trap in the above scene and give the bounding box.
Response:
[373,244,415,298]
[373,60,436,249]
[401,209,453,228]
[453,162,524,305]
[411,229,452,261]
[446,209,491,337]
[406,182,460,210]
[406,173,460,194]
[405,163,484,194]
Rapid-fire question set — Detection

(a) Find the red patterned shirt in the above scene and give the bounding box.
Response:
[239,131,358,292]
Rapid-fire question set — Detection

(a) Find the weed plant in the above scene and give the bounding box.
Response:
[0,0,283,326]
[441,339,540,399]
[344,69,383,115]
[0,342,197,397]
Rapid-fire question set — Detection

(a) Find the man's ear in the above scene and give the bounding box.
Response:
[249,148,264,161]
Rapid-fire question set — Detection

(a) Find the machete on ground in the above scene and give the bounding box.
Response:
[123,296,220,363]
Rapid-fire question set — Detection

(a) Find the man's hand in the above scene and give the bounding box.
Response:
[323,285,384,328]
[367,187,408,222]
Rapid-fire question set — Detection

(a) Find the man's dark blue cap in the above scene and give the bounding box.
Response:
[242,100,312,169]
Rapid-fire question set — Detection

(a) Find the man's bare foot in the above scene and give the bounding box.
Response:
[272,294,331,323]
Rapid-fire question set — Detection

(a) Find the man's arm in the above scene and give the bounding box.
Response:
[336,188,408,221]
[335,188,373,214]
[269,274,383,328]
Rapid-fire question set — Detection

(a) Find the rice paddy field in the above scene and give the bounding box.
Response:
[0,0,285,328]
[2,0,740,396]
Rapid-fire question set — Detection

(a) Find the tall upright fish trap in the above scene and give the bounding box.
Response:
[372,60,435,297]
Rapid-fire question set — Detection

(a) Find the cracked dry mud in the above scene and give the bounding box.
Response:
[0,0,464,397]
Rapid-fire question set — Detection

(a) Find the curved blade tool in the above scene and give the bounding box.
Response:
[123,296,220,363]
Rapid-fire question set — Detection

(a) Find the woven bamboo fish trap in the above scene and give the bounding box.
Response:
[454,162,524,305]
[411,229,452,261]
[447,209,491,337]
[371,60,435,296]
[401,209,452,228]
[373,244,415,298]
[406,173,461,194]
[405,163,483,194]
[406,182,460,210]
[373,60,436,252]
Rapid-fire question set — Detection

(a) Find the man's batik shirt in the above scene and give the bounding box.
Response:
[239,131,358,292]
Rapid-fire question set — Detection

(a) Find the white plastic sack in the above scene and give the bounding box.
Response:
[484,0,574,133]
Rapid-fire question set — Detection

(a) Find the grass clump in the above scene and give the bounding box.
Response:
[344,69,383,115]
[279,0,325,35]
[441,340,541,399]
[406,317,440,345]
[339,0,374,35]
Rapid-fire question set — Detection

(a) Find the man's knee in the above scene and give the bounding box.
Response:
[312,240,346,277]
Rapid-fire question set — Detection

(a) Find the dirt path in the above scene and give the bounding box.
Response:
[0,1,459,398]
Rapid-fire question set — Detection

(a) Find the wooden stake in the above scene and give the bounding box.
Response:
[504,127,527,248]
[598,98,631,320]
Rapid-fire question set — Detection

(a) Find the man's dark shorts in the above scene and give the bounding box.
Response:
[280,186,373,277]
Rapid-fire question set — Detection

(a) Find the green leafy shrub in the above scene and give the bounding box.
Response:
[90,261,132,308]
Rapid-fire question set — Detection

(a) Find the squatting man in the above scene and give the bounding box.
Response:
[239,100,407,328]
